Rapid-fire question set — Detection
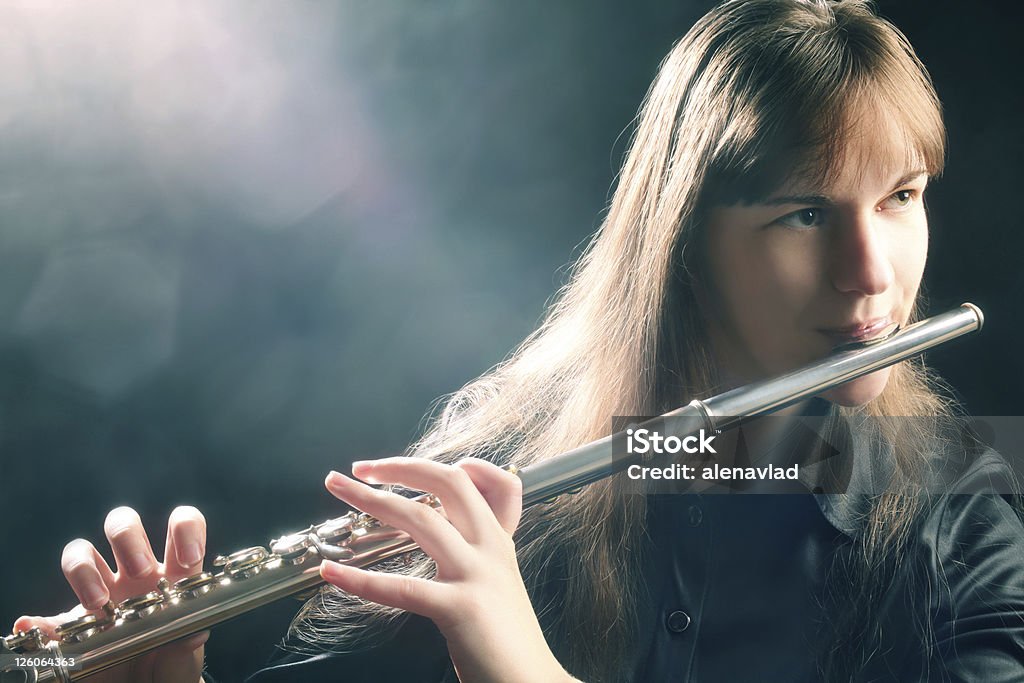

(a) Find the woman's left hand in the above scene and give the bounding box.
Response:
[319,457,576,683]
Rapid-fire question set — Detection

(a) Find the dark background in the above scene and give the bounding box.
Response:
[0,2,1019,679]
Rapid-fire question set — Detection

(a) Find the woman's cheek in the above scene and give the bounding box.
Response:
[892,211,929,306]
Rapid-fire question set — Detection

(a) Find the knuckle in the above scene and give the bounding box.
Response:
[459,458,521,491]
[395,576,421,604]
[454,457,480,470]
[457,457,491,472]
[496,532,517,554]
[366,486,391,505]
[447,463,474,488]
[409,501,439,527]
[501,466,524,490]
[364,483,387,499]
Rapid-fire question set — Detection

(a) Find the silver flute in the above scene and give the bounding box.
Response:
[1,303,985,682]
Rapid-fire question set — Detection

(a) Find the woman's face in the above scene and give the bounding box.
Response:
[702,120,929,406]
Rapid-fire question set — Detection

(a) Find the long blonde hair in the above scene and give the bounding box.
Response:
[291,1,952,679]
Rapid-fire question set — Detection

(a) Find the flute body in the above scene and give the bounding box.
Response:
[0,304,985,683]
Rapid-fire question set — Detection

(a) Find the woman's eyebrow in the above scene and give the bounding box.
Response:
[889,169,928,190]
[756,169,929,207]
[759,193,836,207]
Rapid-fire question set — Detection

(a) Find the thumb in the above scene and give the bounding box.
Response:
[455,459,524,534]
[152,630,209,683]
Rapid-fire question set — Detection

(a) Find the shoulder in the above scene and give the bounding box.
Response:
[924,448,1022,559]
[915,448,1024,680]
[921,448,1023,595]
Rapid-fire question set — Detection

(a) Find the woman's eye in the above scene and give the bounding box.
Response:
[882,189,917,210]
[775,207,824,230]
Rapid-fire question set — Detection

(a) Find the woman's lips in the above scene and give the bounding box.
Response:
[818,317,898,345]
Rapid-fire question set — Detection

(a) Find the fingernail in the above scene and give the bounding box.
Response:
[178,542,203,568]
[351,461,380,483]
[326,471,347,489]
[319,560,346,582]
[82,582,108,609]
[124,552,152,578]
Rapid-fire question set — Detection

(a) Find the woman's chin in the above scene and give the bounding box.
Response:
[820,367,892,407]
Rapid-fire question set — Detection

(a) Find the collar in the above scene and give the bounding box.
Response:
[795,399,898,539]
[808,410,883,539]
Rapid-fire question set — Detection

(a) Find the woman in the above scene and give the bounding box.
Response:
[15,0,1024,681]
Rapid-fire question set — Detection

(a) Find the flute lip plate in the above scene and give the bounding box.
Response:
[829,321,901,353]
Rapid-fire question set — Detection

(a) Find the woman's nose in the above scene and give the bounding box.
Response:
[829,212,895,296]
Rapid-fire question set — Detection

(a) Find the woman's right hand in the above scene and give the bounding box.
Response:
[12,505,210,683]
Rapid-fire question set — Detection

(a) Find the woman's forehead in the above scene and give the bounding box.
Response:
[707,92,941,207]
[775,110,930,196]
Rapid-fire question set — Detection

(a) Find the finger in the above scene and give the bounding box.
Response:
[320,560,450,623]
[325,471,470,566]
[13,610,83,639]
[350,458,494,542]
[455,459,524,535]
[103,506,158,580]
[152,630,209,683]
[61,539,116,610]
[163,506,207,576]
